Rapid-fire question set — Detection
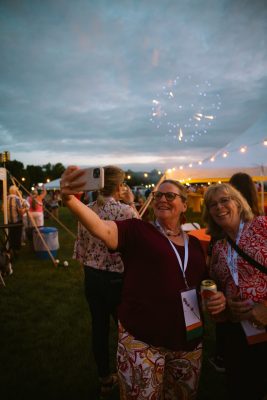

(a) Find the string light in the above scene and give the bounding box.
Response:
[164,138,266,182]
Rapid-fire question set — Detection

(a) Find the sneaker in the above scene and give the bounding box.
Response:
[99,373,118,398]
[208,356,226,373]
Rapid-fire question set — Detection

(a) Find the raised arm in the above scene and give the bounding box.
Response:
[60,166,118,249]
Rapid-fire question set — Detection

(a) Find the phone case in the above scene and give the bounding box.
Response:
[75,167,104,192]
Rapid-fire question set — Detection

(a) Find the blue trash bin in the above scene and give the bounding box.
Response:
[33,227,59,260]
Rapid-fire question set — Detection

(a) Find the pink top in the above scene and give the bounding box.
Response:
[210,216,267,303]
[73,197,139,273]
[29,197,43,213]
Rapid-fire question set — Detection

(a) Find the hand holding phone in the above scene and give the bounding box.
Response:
[61,166,104,194]
[72,167,104,192]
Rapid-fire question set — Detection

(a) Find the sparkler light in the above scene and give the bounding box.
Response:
[150,75,222,143]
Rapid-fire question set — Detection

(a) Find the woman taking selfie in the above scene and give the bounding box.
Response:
[73,165,139,397]
[203,183,267,400]
[61,166,225,400]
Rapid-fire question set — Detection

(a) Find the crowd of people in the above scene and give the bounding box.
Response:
[60,167,266,400]
[2,168,266,399]
[4,185,62,266]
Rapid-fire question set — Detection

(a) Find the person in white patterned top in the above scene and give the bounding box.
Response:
[73,165,139,397]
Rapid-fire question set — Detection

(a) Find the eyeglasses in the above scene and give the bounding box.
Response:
[152,191,182,202]
[208,196,232,210]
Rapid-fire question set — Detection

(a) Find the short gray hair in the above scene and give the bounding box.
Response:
[159,180,187,202]
[9,185,18,195]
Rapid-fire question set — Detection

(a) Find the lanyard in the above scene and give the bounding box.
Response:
[227,221,244,287]
[155,220,189,288]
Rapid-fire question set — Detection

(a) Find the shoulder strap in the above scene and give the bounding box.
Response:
[227,236,267,275]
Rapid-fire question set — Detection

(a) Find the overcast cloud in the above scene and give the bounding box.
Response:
[0,0,267,170]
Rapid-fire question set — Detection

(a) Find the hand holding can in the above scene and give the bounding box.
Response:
[201,280,226,315]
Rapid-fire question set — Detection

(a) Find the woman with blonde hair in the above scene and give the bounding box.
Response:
[203,183,267,400]
[73,165,139,398]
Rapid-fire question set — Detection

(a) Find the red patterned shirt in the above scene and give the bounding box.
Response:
[210,216,267,302]
[73,197,139,273]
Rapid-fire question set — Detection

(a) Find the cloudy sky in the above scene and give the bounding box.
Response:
[1,0,267,171]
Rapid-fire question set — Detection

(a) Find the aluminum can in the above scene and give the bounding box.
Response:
[200,279,217,300]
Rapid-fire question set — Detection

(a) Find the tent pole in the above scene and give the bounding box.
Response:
[10,176,58,267]
[9,172,76,238]
[139,173,166,218]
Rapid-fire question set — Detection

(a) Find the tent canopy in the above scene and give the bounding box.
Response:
[166,114,267,183]
[44,178,61,190]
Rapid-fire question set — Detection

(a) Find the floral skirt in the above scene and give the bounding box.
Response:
[117,322,202,400]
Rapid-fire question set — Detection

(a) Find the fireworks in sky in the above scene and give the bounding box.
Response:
[150,75,222,143]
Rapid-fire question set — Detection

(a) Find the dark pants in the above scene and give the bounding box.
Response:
[84,266,123,378]
[215,321,227,358]
[224,322,267,400]
[9,223,23,251]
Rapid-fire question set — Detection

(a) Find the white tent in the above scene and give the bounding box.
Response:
[166,114,267,183]
[44,178,61,190]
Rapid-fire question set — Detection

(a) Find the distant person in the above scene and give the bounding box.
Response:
[134,188,145,210]
[48,191,59,218]
[19,191,30,245]
[229,172,261,216]
[61,169,225,400]
[7,185,25,257]
[28,186,47,227]
[73,166,139,398]
[144,187,151,199]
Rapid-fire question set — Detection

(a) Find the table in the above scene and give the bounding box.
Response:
[188,228,211,257]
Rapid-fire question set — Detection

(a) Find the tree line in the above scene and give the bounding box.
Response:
[1,160,162,190]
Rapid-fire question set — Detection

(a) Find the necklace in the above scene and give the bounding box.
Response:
[165,229,181,237]
[154,220,182,238]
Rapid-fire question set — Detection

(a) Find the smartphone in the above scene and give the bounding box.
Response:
[74,167,104,192]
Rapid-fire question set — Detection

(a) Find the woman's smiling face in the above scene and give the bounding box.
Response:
[152,182,187,223]
[208,189,241,231]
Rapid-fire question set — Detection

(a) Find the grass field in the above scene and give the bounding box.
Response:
[0,207,227,400]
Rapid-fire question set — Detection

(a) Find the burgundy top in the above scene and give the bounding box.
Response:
[115,219,207,351]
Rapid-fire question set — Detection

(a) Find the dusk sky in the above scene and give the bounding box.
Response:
[1,0,267,171]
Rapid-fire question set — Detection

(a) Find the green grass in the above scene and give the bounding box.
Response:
[0,207,227,400]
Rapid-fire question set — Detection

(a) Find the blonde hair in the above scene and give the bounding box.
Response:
[203,183,254,238]
[97,165,125,206]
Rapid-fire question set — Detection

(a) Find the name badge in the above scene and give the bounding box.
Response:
[241,320,267,345]
[180,288,203,341]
